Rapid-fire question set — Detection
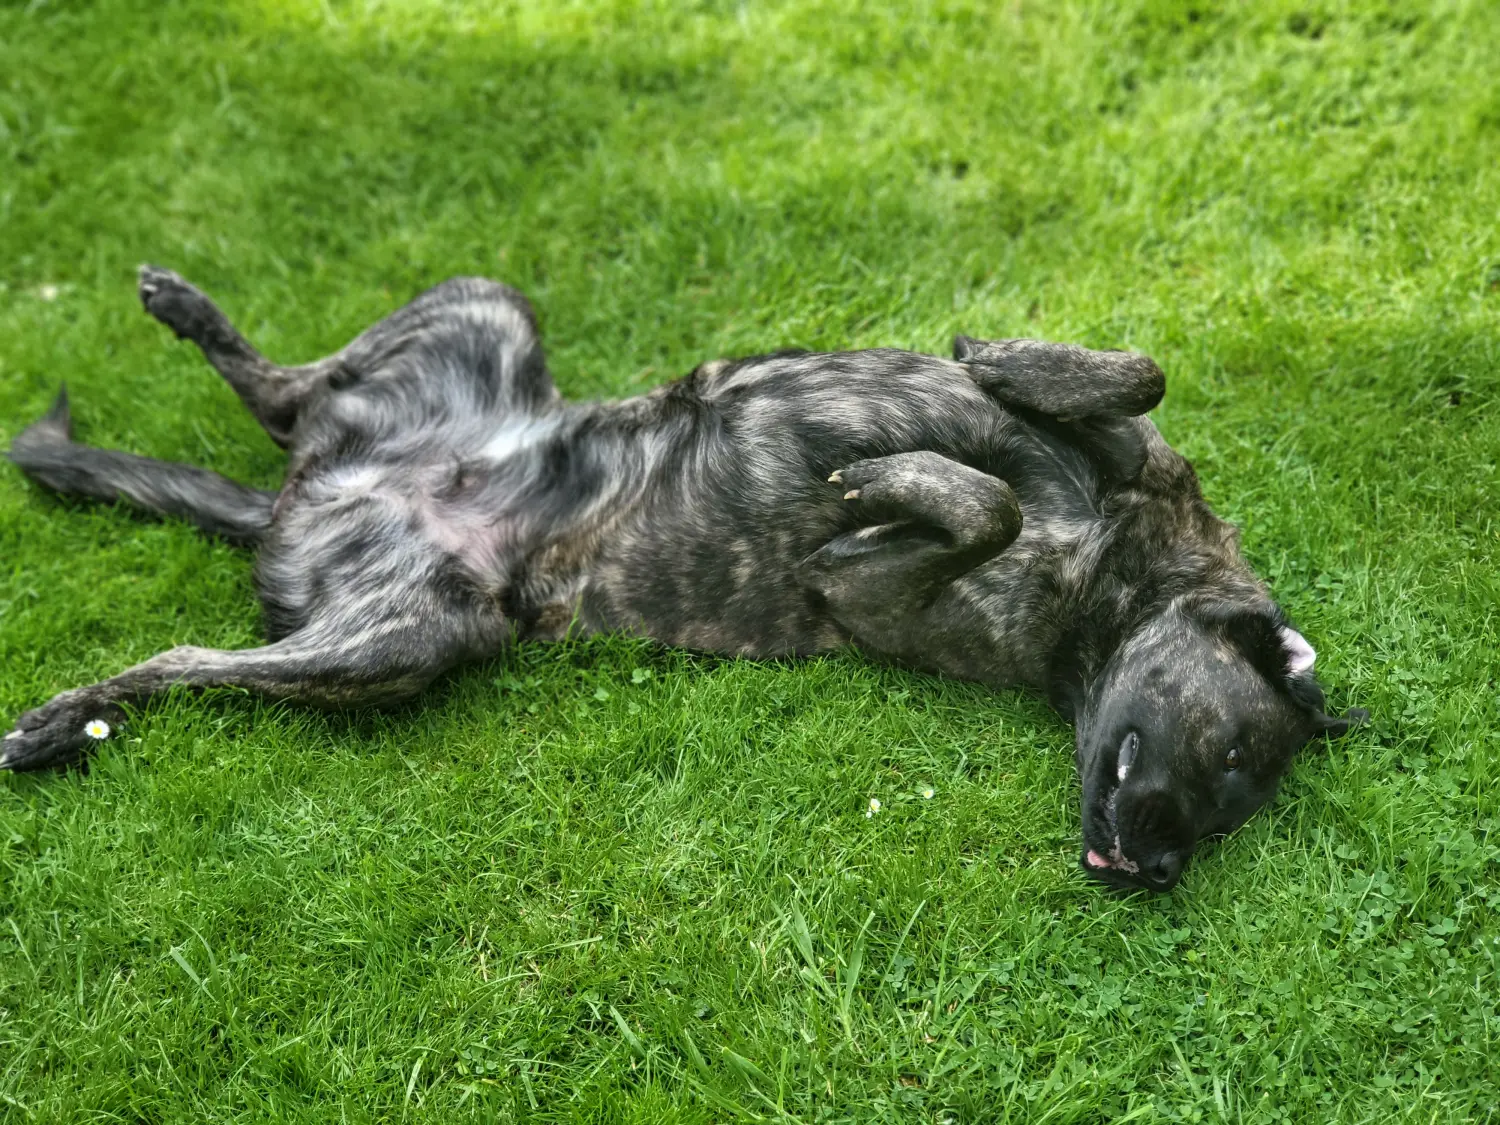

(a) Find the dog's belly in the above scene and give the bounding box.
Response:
[567,354,1109,673]
[566,459,849,654]
[257,408,578,639]
[259,346,1104,671]
[566,351,1038,657]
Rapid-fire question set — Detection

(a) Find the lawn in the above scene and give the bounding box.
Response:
[1,0,1497,1120]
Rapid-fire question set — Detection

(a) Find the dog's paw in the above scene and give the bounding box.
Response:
[1,691,121,772]
[138,264,218,343]
[827,459,891,504]
[826,454,948,517]
[826,453,1022,547]
[138,263,190,307]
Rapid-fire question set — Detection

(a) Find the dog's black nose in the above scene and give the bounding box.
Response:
[1141,850,1184,890]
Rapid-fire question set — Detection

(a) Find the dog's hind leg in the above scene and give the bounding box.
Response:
[138,266,344,447]
[0,581,506,770]
[7,387,276,545]
[799,451,1022,646]
[140,268,556,446]
[333,275,556,414]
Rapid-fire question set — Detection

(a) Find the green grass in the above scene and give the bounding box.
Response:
[2,0,1498,1120]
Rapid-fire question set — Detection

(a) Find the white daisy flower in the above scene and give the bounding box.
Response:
[83,719,111,740]
[866,797,881,818]
[38,284,60,302]
[920,786,935,800]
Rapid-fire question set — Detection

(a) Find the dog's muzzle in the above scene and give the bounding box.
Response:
[1081,731,1187,891]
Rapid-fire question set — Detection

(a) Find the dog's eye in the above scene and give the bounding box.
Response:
[1224,747,1242,772]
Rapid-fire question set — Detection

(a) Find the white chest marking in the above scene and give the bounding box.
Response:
[481,417,559,462]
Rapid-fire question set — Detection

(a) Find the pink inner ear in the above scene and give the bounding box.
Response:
[1280,627,1316,675]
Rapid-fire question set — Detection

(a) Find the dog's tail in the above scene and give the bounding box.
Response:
[8,385,277,546]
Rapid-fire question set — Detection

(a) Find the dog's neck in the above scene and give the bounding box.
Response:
[1044,489,1265,719]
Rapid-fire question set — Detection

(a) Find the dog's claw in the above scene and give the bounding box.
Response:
[137,265,210,342]
[843,489,861,500]
[137,264,170,303]
[828,470,843,484]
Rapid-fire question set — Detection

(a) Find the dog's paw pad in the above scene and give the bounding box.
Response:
[137,264,181,301]
[137,266,213,340]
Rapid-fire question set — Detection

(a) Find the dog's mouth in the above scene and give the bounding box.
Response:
[1078,730,1201,892]
[1080,730,1143,880]
[1084,786,1140,875]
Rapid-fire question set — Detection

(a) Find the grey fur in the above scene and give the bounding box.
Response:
[2,268,1364,892]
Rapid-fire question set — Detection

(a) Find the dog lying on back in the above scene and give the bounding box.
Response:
[3,268,1364,891]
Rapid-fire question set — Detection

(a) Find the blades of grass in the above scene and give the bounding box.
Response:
[836,909,875,1044]
[166,945,208,996]
[679,1026,712,1077]
[6,920,35,982]
[879,897,926,990]
[784,902,835,1002]
[785,902,817,973]
[403,1055,422,1107]
[609,1004,647,1061]
[723,1047,773,1092]
[1170,1041,1204,1102]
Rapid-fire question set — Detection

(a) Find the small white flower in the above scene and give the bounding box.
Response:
[920,786,935,800]
[83,719,111,740]
[38,284,60,302]
[866,797,881,818]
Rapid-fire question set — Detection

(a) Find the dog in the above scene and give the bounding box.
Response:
[2,267,1365,891]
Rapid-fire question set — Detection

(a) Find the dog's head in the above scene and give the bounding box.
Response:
[1074,598,1364,892]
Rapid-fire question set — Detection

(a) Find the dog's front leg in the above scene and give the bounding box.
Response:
[797,451,1021,650]
[1,611,500,770]
[952,336,1164,419]
[952,337,1170,486]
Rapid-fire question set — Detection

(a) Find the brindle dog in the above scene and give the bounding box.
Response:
[3,268,1364,891]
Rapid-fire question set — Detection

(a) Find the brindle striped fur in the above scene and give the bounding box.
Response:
[3,268,1363,891]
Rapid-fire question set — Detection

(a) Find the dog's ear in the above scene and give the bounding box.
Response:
[1317,707,1370,740]
[1278,626,1316,674]
[1195,599,1298,684]
[1193,599,1369,740]
[1275,626,1367,739]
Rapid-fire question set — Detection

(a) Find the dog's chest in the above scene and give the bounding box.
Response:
[266,413,573,603]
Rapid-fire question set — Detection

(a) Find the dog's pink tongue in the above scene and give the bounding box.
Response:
[1086,849,1112,869]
